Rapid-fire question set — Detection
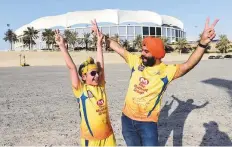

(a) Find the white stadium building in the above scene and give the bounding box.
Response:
[14,9,186,50]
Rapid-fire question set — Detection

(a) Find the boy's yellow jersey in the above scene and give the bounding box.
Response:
[73,82,113,140]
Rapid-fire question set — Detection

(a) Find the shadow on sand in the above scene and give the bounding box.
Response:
[158,95,208,146]
[202,78,232,105]
[200,121,232,146]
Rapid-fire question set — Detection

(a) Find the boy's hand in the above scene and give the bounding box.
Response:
[55,30,66,48]
[91,19,104,45]
[91,19,99,35]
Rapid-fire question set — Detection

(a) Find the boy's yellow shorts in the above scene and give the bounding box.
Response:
[81,134,116,146]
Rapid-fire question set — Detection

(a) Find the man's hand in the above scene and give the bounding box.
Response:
[55,30,66,48]
[173,17,219,80]
[200,18,219,45]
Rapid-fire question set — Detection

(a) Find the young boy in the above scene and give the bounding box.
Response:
[55,29,116,146]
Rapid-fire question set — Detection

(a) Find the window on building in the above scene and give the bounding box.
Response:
[119,26,126,35]
[127,26,134,35]
[156,27,161,36]
[150,27,156,35]
[143,27,149,35]
[135,26,142,35]
[110,26,118,36]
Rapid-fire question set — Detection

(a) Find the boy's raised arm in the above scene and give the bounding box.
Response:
[55,30,81,89]
[91,19,127,60]
[94,26,105,82]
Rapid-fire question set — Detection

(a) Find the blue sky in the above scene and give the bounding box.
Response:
[0,0,231,50]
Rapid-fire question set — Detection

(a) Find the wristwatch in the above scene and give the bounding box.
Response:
[198,42,208,49]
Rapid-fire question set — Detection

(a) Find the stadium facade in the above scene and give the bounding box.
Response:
[14,9,186,50]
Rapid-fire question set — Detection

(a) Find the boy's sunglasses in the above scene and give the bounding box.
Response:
[90,71,99,76]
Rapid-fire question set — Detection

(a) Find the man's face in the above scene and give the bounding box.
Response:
[141,45,155,66]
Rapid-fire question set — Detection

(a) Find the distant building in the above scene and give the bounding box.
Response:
[14,9,186,51]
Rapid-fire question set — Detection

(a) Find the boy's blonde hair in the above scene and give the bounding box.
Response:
[78,57,98,77]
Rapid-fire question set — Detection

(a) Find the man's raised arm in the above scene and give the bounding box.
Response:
[174,18,219,79]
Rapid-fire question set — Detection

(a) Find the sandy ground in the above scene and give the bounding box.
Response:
[0,59,232,146]
[0,51,229,67]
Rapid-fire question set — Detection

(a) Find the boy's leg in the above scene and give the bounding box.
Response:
[121,113,142,146]
[81,138,90,146]
[100,133,116,146]
[81,138,100,146]
[81,134,116,146]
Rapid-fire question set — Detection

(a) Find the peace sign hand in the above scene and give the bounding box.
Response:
[55,29,66,48]
[91,19,104,44]
[200,17,219,45]
[91,19,100,35]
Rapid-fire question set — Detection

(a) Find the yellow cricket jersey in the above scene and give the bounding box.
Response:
[123,51,179,122]
[73,82,113,140]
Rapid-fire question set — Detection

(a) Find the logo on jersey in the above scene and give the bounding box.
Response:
[154,71,161,75]
[139,77,149,85]
[87,90,94,98]
[133,77,149,94]
[97,99,104,106]
[138,64,145,71]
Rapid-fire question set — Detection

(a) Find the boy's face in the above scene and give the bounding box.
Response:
[82,69,100,86]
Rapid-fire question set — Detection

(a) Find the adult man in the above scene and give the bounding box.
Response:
[91,18,219,146]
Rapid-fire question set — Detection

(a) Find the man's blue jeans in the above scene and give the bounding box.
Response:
[121,113,159,146]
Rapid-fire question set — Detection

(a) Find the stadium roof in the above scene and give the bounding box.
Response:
[15,9,184,35]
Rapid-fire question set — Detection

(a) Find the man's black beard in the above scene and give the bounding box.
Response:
[141,55,156,67]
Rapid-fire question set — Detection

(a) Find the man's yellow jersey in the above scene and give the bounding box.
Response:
[122,51,179,122]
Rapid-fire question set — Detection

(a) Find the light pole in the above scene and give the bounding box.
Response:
[194,25,198,42]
